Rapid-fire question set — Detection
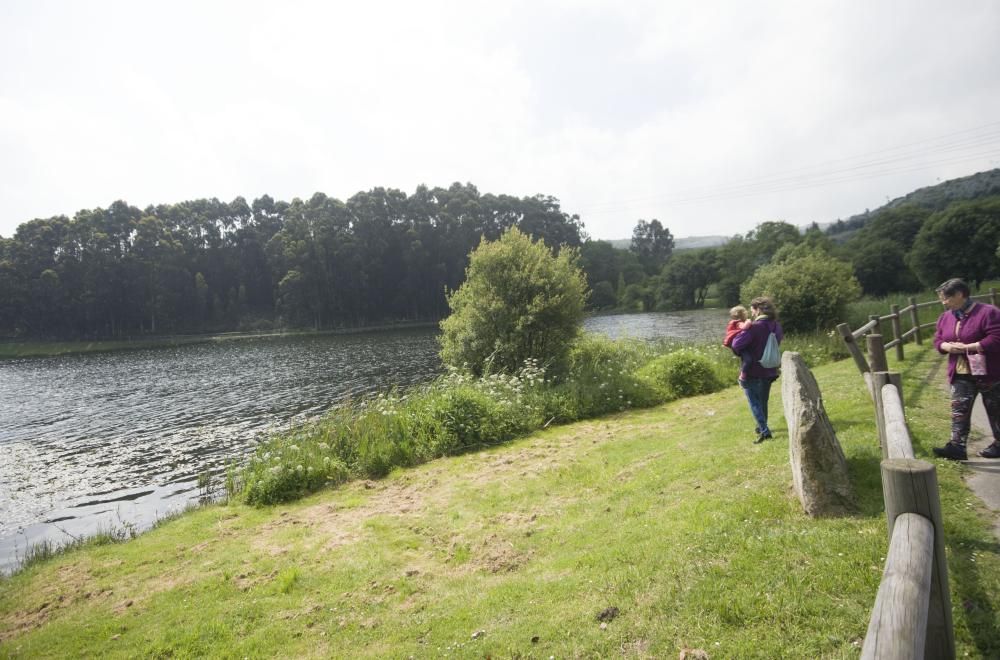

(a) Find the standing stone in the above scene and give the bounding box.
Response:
[781,351,855,516]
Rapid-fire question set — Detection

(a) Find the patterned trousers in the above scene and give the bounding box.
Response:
[950,376,1000,447]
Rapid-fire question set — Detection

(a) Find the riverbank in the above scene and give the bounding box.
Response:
[0,321,440,360]
[3,345,999,657]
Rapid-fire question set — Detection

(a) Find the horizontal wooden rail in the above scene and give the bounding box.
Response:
[853,318,879,339]
[862,513,935,659]
[882,384,913,460]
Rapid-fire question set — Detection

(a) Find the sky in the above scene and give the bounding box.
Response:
[2,0,999,242]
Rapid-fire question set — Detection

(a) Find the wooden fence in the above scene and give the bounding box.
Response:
[836,291,1000,657]
[837,288,998,371]
[860,369,954,659]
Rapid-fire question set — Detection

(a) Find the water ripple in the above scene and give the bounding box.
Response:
[0,311,726,572]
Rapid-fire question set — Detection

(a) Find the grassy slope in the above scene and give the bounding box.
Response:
[2,346,999,658]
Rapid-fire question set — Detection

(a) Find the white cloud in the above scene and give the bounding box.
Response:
[2,0,999,240]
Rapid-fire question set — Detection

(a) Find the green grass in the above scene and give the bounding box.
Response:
[234,333,848,506]
[3,344,999,657]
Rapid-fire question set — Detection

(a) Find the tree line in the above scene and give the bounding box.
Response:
[583,196,1000,317]
[0,184,584,339]
[3,180,998,340]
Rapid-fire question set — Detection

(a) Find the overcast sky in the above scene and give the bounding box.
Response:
[2,0,999,241]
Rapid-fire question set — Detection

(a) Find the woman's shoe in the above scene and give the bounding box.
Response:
[979,442,1000,459]
[933,442,968,461]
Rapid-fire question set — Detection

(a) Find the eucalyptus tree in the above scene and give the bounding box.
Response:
[630,218,674,274]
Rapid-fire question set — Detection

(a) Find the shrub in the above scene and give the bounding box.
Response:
[241,432,351,504]
[439,227,588,378]
[235,333,845,507]
[638,349,724,400]
[552,334,660,420]
[741,246,861,332]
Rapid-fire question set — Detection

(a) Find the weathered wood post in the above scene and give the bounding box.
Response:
[890,304,904,361]
[878,458,955,659]
[873,372,890,455]
[837,322,870,375]
[909,297,922,345]
[867,334,889,373]
[870,314,882,336]
[861,513,935,660]
[881,381,911,459]
[991,287,998,308]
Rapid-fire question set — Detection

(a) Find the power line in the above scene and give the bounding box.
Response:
[574,121,1000,216]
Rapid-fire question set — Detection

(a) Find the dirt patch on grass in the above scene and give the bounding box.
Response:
[233,569,278,591]
[474,533,531,574]
[0,560,119,641]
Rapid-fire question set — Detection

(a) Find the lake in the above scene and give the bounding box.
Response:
[0,309,727,572]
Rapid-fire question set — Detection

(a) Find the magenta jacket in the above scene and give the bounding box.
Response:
[731,317,783,380]
[934,302,1000,384]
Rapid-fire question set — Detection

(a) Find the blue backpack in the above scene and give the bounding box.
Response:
[759,330,781,369]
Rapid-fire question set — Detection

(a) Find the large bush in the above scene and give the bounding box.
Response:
[638,348,724,400]
[440,227,588,377]
[741,246,861,332]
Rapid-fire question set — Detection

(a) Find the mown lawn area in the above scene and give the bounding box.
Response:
[2,345,999,658]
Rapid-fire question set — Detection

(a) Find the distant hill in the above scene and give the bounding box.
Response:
[825,167,1000,240]
[605,235,729,251]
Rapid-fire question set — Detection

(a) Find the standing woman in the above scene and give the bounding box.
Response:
[932,278,1000,460]
[732,296,783,444]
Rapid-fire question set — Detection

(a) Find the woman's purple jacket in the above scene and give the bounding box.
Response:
[934,302,1000,385]
[731,317,783,380]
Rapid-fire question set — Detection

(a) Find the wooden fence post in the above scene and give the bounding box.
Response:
[837,322,870,375]
[870,314,882,336]
[880,458,955,659]
[991,287,998,308]
[890,304,904,361]
[909,297,922,345]
[867,334,889,373]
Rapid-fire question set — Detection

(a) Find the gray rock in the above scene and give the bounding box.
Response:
[781,351,855,516]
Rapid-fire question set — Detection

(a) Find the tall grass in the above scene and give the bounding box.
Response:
[235,329,849,506]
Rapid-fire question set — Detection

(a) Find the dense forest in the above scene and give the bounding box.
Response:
[3,171,1000,340]
[0,184,584,339]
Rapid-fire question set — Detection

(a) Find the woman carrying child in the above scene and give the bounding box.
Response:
[731,297,783,444]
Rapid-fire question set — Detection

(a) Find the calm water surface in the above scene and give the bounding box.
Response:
[0,310,726,571]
